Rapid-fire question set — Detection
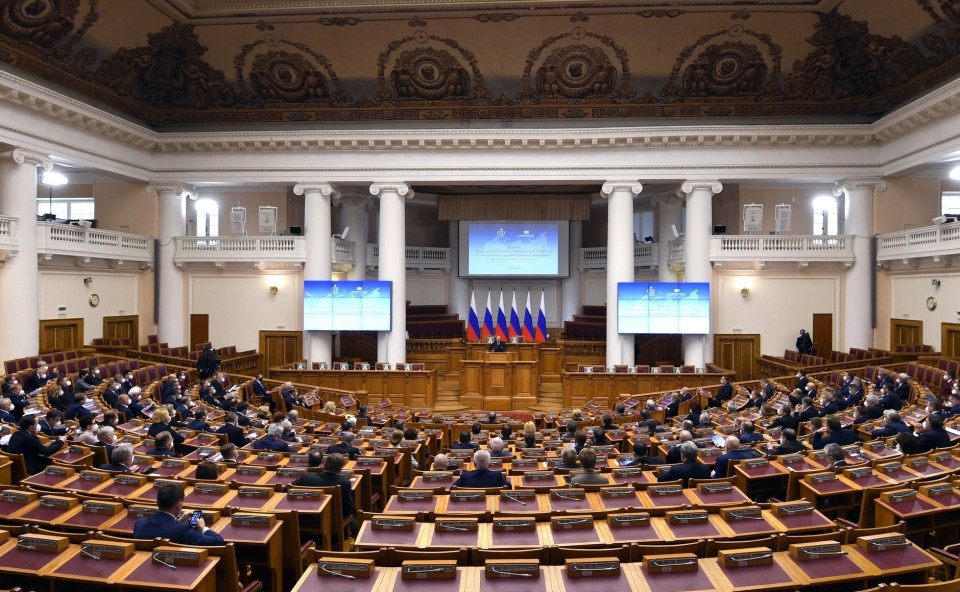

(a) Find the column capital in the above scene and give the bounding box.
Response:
[370,183,414,199]
[0,148,53,171]
[601,181,643,197]
[146,183,185,197]
[294,183,339,198]
[335,192,374,209]
[680,181,723,196]
[833,177,886,196]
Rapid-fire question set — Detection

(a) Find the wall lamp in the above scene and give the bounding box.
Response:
[740,287,750,298]
[269,285,279,296]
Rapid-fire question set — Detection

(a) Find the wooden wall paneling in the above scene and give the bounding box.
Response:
[539,347,561,375]
[459,361,483,408]
[259,330,303,371]
[712,334,761,381]
[189,314,209,349]
[812,313,833,356]
[39,318,83,353]
[890,318,923,350]
[942,323,960,357]
[103,315,139,347]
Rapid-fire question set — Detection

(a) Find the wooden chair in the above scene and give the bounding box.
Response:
[839,519,906,544]
[552,544,630,563]
[471,547,549,566]
[291,484,348,551]
[268,509,310,577]
[192,542,263,592]
[0,451,28,484]
[631,540,705,561]
[28,525,97,544]
[307,545,387,566]
[390,547,469,567]
[881,580,960,592]
[688,475,735,488]
[94,532,166,551]
[706,534,780,556]
[851,483,902,529]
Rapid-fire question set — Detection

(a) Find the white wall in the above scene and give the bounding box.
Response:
[40,271,140,344]
[189,273,301,351]
[890,272,960,350]
[716,273,841,356]
[407,276,448,306]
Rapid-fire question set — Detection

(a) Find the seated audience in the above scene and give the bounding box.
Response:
[824,443,847,468]
[768,428,804,456]
[917,413,951,453]
[253,423,294,452]
[99,443,135,472]
[133,483,225,545]
[626,441,664,467]
[657,441,711,486]
[195,461,219,480]
[569,448,609,486]
[488,437,512,458]
[327,431,361,460]
[7,414,66,474]
[147,431,180,457]
[453,449,510,489]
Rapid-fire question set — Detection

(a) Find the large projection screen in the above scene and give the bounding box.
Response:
[617,282,710,334]
[458,221,570,278]
[303,280,392,331]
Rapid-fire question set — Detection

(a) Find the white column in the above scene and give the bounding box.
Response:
[561,220,583,322]
[149,184,187,346]
[601,181,643,367]
[371,183,413,364]
[680,181,723,367]
[294,183,337,366]
[338,194,370,281]
[654,193,683,282]
[0,149,51,361]
[835,178,885,351]
[448,221,469,322]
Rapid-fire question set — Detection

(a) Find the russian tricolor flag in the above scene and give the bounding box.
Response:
[522,290,534,341]
[509,289,521,340]
[535,289,548,343]
[467,290,481,341]
[495,290,508,340]
[482,290,494,340]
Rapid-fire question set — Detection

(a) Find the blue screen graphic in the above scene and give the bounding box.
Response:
[467,222,559,276]
[617,282,710,334]
[303,280,392,331]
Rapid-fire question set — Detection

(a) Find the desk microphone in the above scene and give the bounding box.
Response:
[79,545,101,561]
[438,523,469,532]
[320,563,356,579]
[551,491,582,501]
[152,553,178,570]
[489,566,534,577]
[501,493,527,506]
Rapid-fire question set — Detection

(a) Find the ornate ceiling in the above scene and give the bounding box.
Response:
[0,0,958,129]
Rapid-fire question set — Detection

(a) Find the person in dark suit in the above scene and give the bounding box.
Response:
[487,336,506,353]
[818,392,840,417]
[454,450,510,489]
[252,373,268,397]
[186,410,213,433]
[103,382,122,409]
[917,413,952,453]
[93,425,117,461]
[148,408,185,447]
[796,329,813,355]
[708,376,733,408]
[147,431,180,457]
[824,443,848,469]
[64,393,92,421]
[893,373,911,401]
[797,397,819,423]
[813,417,861,449]
[666,387,694,418]
[211,374,228,398]
[556,447,581,469]
[75,369,96,393]
[863,394,884,420]
[37,410,67,437]
[327,431,362,460]
[895,432,920,455]
[879,385,903,411]
[291,452,356,530]
[291,449,324,484]
[196,347,220,381]
[487,437,513,458]
[874,369,895,392]
[452,430,479,450]
[99,443,135,472]
[218,443,239,465]
[253,424,294,452]
[795,371,809,394]
[626,441,664,467]
[713,436,758,478]
[770,404,798,432]
[7,415,66,474]
[23,362,53,393]
[216,413,250,447]
[120,372,135,395]
[134,483,225,545]
[664,431,693,464]
[0,398,17,424]
[760,376,776,399]
[843,383,864,410]
[870,410,911,439]
[768,428,805,456]
[657,442,711,486]
[737,421,764,444]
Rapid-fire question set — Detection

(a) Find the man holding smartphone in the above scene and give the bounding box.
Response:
[133,483,225,545]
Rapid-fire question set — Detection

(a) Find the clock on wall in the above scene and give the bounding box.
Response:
[927,296,937,311]
[89,294,100,307]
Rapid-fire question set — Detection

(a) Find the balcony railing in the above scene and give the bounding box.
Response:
[710,235,855,267]
[579,243,659,271]
[331,237,355,270]
[877,222,960,264]
[367,244,452,272]
[37,222,153,265]
[173,236,306,267]
[0,215,18,260]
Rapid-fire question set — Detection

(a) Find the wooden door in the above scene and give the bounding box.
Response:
[713,334,761,381]
[890,318,923,351]
[103,315,139,347]
[812,313,833,356]
[942,323,960,357]
[259,330,303,371]
[190,314,209,349]
[39,318,84,353]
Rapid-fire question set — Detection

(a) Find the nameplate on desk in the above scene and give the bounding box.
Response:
[790,542,846,560]
[511,459,538,468]
[667,510,709,525]
[356,457,383,466]
[114,475,146,487]
[153,479,187,490]
[699,482,733,494]
[931,451,955,464]
[198,447,219,458]
[238,487,273,498]
[398,490,433,501]
[719,548,775,568]
[878,463,903,474]
[43,466,74,478]
[374,448,398,457]
[612,468,642,478]
[644,553,698,573]
[153,546,206,567]
[565,558,621,577]
[720,506,764,522]
[743,459,769,469]
[808,450,827,460]
[126,505,155,519]
[436,518,478,532]
[499,490,535,505]
[525,471,555,481]
[194,483,228,495]
[699,447,722,457]
[421,472,453,482]
[807,473,838,484]
[920,483,954,498]
[80,541,134,561]
[492,517,535,532]
[67,446,87,455]
[195,433,218,443]
[317,557,374,579]
[75,470,107,483]
[231,513,276,528]
[38,495,78,510]
[400,560,456,580]
[17,534,69,553]
[863,440,887,451]
[881,489,918,503]
[772,502,815,515]
[256,453,280,462]
[600,487,636,498]
[277,467,305,478]
[236,465,266,476]
[81,501,123,516]
[372,516,416,531]
[608,513,650,528]
[450,490,485,503]
[649,485,683,496]
[484,559,540,579]
[858,534,912,552]
[780,454,804,465]
[551,515,593,530]
[845,467,874,480]
[908,457,929,470]
[287,489,323,500]
[543,440,563,448]
[288,454,308,464]
[161,459,189,469]
[550,488,586,501]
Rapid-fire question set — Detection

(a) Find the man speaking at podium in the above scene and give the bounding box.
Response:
[488,335,507,353]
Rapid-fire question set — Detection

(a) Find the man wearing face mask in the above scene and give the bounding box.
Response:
[76,369,96,393]
[24,363,53,393]
[796,329,813,355]
[8,415,67,474]
[87,367,103,386]
[1,374,17,395]
[211,373,227,397]
[252,373,267,397]
[6,384,28,420]
[941,371,957,399]
[121,372,135,394]
[65,393,93,421]
[104,381,122,409]
[38,410,68,437]
[0,398,17,424]
[917,413,951,453]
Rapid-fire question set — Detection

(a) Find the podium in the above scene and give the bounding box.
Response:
[460,351,538,410]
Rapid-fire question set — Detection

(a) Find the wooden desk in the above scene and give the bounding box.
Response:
[45,544,143,587]
[684,486,750,508]
[118,550,219,592]
[354,522,427,551]
[0,536,73,591]
[702,553,801,592]
[733,461,790,499]
[291,563,394,592]
[798,475,861,516]
[655,514,727,542]
[210,516,283,592]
